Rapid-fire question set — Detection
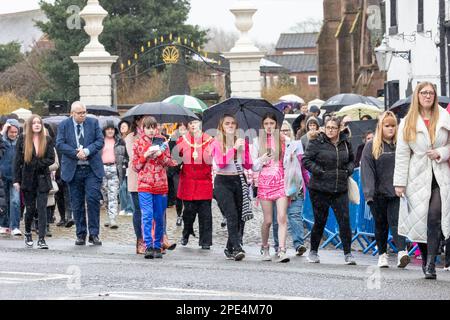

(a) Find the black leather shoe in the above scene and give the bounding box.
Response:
[181,236,189,246]
[65,220,75,228]
[201,245,210,250]
[75,237,86,246]
[56,219,66,227]
[88,235,102,246]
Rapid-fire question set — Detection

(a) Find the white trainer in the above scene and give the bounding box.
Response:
[118,210,126,216]
[260,246,272,261]
[378,253,389,268]
[11,228,22,236]
[397,250,410,268]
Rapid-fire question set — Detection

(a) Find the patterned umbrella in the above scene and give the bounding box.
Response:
[163,95,208,113]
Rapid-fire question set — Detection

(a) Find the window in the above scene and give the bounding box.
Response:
[290,76,297,85]
[417,0,424,32]
[389,0,398,35]
[308,76,318,85]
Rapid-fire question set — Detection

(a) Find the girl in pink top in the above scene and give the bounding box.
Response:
[211,114,252,261]
[251,112,290,263]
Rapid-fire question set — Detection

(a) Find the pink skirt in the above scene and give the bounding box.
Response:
[257,163,285,201]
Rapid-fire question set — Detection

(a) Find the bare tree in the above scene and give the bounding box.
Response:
[0,44,52,102]
[290,18,323,33]
[204,27,239,53]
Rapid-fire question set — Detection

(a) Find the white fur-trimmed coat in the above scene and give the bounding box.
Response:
[394,107,450,243]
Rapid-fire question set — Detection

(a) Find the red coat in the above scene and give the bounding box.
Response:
[175,133,213,201]
[132,134,176,195]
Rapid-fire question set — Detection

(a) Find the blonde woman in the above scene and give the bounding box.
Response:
[394,82,450,280]
[361,111,409,268]
[14,115,55,249]
[211,114,252,261]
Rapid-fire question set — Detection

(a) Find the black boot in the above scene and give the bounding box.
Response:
[424,255,437,280]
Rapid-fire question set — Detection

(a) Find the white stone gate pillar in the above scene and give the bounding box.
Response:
[223,0,264,98]
[71,0,118,106]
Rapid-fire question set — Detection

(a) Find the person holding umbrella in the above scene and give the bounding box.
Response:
[175,116,214,249]
[252,113,290,263]
[211,114,253,261]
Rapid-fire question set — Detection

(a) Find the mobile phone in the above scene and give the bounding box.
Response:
[152,137,165,146]
[267,149,272,156]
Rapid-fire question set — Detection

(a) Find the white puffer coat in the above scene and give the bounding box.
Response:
[394,107,450,243]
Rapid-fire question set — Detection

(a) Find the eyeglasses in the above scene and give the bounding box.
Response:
[325,126,339,131]
[280,129,290,133]
[74,111,86,115]
[419,91,435,97]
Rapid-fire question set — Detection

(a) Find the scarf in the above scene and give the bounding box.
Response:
[234,159,253,222]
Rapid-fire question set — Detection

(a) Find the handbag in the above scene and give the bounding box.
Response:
[348,177,360,204]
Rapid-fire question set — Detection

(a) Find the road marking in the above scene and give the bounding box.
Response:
[58,287,318,300]
[0,271,71,285]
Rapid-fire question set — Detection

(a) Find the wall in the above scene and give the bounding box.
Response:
[386,0,441,97]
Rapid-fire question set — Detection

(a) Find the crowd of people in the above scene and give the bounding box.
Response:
[1,81,450,280]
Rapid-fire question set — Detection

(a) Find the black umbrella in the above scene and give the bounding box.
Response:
[389,95,450,119]
[86,105,120,116]
[122,102,199,124]
[202,98,284,133]
[43,115,69,125]
[321,93,380,113]
[345,119,378,153]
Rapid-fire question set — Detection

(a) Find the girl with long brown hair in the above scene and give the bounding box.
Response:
[211,114,252,261]
[14,115,55,249]
[394,82,450,280]
[252,112,290,263]
[361,111,410,269]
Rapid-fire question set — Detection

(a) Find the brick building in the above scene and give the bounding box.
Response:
[318,0,385,100]
[262,33,320,99]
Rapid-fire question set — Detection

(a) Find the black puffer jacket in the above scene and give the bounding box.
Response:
[360,140,396,200]
[302,132,355,193]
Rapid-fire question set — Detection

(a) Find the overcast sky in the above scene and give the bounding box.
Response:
[0,0,324,44]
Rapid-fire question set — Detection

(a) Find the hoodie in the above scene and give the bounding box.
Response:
[0,120,20,181]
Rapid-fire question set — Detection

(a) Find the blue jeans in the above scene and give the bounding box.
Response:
[139,192,167,249]
[273,197,305,250]
[0,179,20,229]
[119,180,134,213]
[68,166,103,238]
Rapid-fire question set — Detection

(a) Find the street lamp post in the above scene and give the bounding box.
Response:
[374,37,411,110]
[375,37,411,72]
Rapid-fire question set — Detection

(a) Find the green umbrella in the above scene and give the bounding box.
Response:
[163,95,208,113]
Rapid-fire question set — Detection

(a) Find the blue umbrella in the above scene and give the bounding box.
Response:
[202,97,284,132]
[274,101,298,112]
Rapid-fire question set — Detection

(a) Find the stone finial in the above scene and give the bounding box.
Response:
[79,0,110,57]
[229,0,260,53]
